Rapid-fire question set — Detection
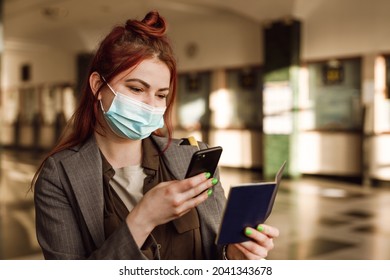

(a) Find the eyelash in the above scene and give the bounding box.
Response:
[157,93,168,99]
[129,86,167,99]
[129,87,143,93]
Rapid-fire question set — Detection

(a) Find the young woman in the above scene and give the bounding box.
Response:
[33,11,279,260]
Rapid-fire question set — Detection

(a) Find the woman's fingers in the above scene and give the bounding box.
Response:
[244,226,276,250]
[186,176,218,199]
[228,224,279,259]
[234,243,269,260]
[143,173,217,222]
[170,178,217,215]
[167,173,218,203]
[176,172,210,191]
[256,224,280,238]
[178,186,214,213]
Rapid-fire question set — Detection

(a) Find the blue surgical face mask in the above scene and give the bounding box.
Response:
[100,82,166,140]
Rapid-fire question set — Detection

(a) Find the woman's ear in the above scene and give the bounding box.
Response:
[89,72,103,99]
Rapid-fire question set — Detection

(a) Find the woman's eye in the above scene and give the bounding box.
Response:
[130,87,143,93]
[157,94,168,99]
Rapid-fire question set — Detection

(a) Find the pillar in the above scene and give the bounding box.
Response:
[262,18,301,179]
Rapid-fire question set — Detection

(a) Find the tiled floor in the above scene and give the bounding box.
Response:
[0,149,44,260]
[1,148,390,260]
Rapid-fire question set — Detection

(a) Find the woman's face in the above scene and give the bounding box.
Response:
[99,57,171,112]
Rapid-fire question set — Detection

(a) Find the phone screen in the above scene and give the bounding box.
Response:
[185,146,223,178]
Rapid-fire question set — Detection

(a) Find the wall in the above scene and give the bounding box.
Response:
[1,12,262,88]
[169,14,262,72]
[1,40,75,88]
[295,0,390,60]
[0,40,75,149]
[4,1,390,87]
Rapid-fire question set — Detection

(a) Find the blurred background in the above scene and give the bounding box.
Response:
[1,0,390,260]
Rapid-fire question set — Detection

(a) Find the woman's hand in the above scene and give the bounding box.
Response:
[126,172,217,247]
[226,224,279,260]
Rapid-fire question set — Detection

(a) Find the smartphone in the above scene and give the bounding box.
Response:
[185,146,223,178]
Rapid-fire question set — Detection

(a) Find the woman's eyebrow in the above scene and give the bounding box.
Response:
[125,78,150,88]
[158,87,170,92]
[125,78,170,91]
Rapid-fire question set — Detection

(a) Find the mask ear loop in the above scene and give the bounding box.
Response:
[99,74,117,113]
[100,75,117,96]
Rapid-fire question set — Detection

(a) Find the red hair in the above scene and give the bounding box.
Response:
[31,11,177,187]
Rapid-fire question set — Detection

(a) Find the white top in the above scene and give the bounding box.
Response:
[110,165,146,211]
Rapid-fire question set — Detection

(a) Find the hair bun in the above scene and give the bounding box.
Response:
[125,10,167,38]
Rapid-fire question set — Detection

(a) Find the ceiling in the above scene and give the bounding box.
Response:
[3,0,296,48]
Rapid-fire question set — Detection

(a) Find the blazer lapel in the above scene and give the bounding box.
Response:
[61,137,105,248]
[151,136,199,180]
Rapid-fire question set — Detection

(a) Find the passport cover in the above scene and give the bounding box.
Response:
[216,161,286,245]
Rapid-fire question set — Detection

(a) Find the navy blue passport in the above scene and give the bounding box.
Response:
[216,161,286,245]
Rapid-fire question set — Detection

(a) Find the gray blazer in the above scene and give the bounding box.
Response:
[34,135,226,259]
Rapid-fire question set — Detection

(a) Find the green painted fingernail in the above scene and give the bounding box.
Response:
[245,228,252,235]
[211,178,218,185]
[205,172,211,179]
[207,188,213,196]
[257,225,264,232]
